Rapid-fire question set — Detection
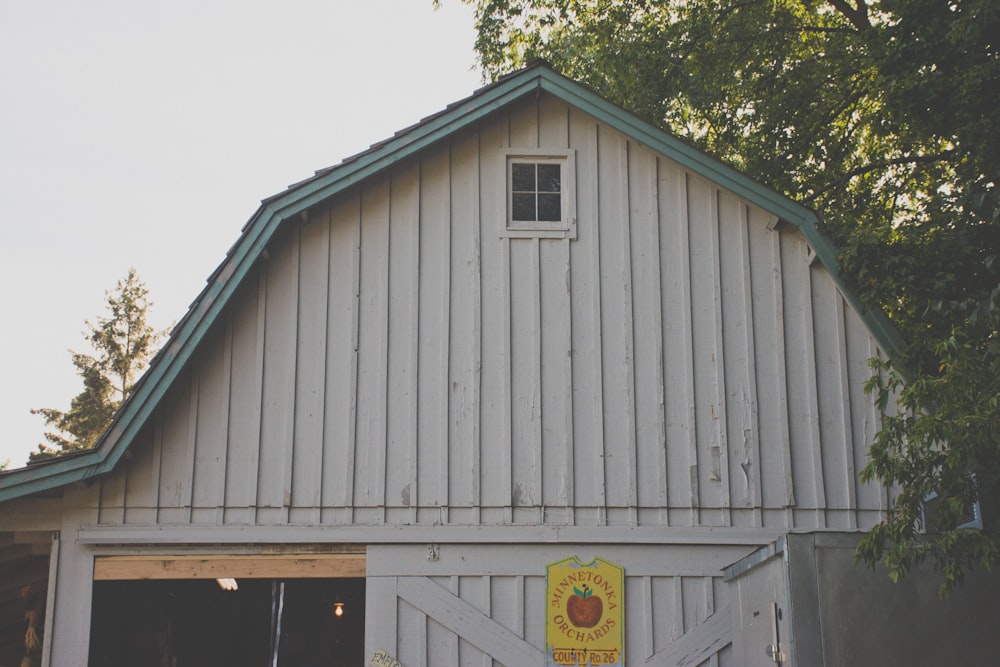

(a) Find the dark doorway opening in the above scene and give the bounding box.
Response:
[89,577,365,667]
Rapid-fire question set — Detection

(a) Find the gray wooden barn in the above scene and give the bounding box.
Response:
[3,62,994,666]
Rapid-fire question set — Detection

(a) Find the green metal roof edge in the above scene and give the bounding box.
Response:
[0,70,545,503]
[0,62,902,504]
[534,69,902,358]
[0,449,105,503]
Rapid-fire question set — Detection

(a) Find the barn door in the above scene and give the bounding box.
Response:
[365,545,737,667]
[367,575,543,666]
[727,553,792,666]
[366,574,733,667]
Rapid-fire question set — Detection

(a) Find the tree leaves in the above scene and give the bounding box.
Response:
[463,0,1000,593]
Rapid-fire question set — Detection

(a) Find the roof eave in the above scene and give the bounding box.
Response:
[0,71,546,502]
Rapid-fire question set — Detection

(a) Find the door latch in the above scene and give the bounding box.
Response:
[765,602,786,664]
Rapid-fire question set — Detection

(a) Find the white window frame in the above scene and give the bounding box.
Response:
[919,489,983,533]
[499,148,577,239]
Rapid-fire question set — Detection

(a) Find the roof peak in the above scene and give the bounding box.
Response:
[0,63,900,501]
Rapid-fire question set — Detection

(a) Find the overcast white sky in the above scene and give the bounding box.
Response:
[0,1,483,467]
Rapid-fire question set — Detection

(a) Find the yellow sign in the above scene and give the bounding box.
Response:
[546,556,624,666]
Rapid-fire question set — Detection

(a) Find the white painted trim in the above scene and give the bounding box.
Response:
[645,604,732,667]
[364,577,398,661]
[397,576,544,665]
[40,532,59,667]
[75,524,793,546]
[366,543,753,578]
[498,148,577,239]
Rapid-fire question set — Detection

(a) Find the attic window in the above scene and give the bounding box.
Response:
[512,161,562,222]
[501,149,576,238]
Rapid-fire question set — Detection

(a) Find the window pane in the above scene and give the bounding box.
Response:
[537,193,561,221]
[511,163,535,191]
[512,193,536,221]
[537,163,561,192]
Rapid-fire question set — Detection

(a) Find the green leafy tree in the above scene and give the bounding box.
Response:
[459,0,1000,593]
[30,269,165,462]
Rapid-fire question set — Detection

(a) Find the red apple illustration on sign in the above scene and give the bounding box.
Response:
[566,584,603,628]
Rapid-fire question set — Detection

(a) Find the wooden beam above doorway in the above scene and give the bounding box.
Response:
[93,554,366,580]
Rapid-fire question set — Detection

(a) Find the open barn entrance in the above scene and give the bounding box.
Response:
[0,532,52,667]
[88,553,365,666]
[89,578,364,666]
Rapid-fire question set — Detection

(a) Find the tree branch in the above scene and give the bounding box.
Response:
[803,150,956,202]
[827,0,872,32]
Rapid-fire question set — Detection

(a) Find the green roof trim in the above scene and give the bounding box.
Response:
[0,62,902,503]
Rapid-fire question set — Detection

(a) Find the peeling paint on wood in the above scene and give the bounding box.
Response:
[87,93,885,547]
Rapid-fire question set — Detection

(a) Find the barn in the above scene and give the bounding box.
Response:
[2,61,995,666]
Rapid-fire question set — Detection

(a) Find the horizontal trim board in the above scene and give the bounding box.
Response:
[367,543,754,577]
[721,541,784,582]
[94,554,366,580]
[74,524,823,546]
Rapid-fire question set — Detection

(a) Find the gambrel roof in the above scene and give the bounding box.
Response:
[0,61,901,502]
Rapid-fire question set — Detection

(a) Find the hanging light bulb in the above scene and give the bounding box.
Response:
[216,578,238,591]
[334,602,345,617]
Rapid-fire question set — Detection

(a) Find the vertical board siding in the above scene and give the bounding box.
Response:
[660,162,699,525]
[568,108,607,525]
[105,92,890,530]
[321,193,361,524]
[687,174,726,521]
[255,226,300,525]
[477,111,511,525]
[848,311,884,522]
[718,193,753,521]
[540,236,574,517]
[384,162,420,525]
[456,575,491,667]
[355,178,391,523]
[597,126,637,518]
[367,545,740,667]
[426,578,456,665]
[418,149,452,522]
[289,210,330,525]
[747,212,795,520]
[630,145,668,518]
[189,324,229,524]
[97,464,126,526]
[812,269,853,525]
[510,237,543,521]
[538,93,575,519]
[509,98,542,525]
[780,231,827,527]
[447,131,481,517]
[727,200,764,526]
[223,269,264,525]
[122,424,160,524]
[154,373,196,524]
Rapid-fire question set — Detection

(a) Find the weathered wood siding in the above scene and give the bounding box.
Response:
[366,544,745,667]
[94,92,886,531]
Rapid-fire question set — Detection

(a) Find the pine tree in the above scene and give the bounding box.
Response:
[30,269,165,462]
